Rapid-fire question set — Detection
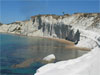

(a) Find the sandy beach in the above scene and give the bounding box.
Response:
[42,36,90,51]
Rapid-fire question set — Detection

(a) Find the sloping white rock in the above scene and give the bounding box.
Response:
[0,13,100,37]
[35,30,100,75]
[35,47,100,75]
[43,54,55,62]
[0,13,100,75]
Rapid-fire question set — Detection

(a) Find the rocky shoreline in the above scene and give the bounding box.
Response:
[0,13,100,42]
[35,27,100,75]
[0,13,100,75]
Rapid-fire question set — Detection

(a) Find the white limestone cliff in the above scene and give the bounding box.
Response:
[33,13,100,75]
[0,13,100,75]
[0,13,100,37]
[35,27,100,75]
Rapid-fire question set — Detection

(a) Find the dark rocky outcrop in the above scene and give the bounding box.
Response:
[65,29,80,44]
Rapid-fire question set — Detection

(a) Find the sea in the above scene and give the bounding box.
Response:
[0,33,88,75]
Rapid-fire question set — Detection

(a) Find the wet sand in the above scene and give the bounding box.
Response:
[0,32,90,51]
[43,37,90,51]
[12,58,41,68]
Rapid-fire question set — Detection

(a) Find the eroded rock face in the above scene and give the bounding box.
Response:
[0,13,100,43]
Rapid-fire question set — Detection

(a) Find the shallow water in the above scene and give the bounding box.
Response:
[0,33,88,75]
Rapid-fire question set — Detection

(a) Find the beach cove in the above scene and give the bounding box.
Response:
[0,33,89,75]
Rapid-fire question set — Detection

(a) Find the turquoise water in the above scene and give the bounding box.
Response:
[0,34,46,75]
[0,33,66,75]
[0,33,87,75]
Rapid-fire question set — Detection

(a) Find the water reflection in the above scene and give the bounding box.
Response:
[0,34,88,74]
